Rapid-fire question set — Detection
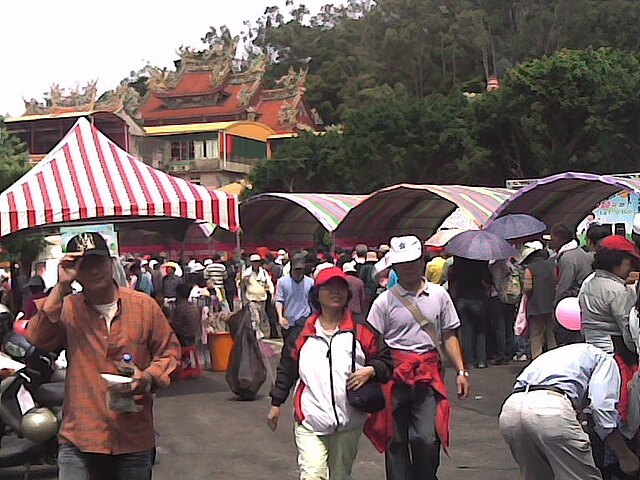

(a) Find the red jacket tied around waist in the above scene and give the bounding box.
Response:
[364,349,451,453]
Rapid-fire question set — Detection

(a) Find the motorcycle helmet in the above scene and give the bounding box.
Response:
[13,319,29,336]
[3,331,35,360]
[21,407,58,442]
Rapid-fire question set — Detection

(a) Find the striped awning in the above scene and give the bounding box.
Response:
[489,171,640,230]
[335,184,513,245]
[214,193,368,248]
[0,118,239,237]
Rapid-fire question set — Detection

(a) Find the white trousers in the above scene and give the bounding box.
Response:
[294,423,362,480]
[499,390,602,480]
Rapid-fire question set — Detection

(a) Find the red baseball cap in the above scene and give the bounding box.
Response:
[315,266,348,287]
[599,235,640,261]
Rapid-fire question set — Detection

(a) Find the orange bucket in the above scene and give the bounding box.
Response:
[208,332,234,372]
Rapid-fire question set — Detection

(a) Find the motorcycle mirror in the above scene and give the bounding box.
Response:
[5,341,27,359]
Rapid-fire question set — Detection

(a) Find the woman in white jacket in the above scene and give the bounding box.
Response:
[267,266,393,480]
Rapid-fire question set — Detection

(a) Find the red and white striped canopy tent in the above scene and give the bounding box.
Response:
[0,118,239,237]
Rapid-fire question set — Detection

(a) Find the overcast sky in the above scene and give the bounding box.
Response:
[1,0,331,117]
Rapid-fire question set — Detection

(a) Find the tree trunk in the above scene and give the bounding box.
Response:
[440,33,446,75]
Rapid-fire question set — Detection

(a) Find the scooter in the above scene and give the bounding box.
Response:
[0,369,60,477]
[0,305,64,478]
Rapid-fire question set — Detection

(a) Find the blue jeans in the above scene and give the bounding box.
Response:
[457,298,488,366]
[58,443,155,480]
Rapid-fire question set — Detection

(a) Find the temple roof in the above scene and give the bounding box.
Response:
[137,45,319,133]
[8,81,145,136]
[9,43,320,136]
[17,80,141,120]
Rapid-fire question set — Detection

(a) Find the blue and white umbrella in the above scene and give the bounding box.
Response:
[445,230,516,261]
[485,214,547,240]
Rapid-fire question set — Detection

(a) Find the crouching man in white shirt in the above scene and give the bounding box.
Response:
[499,343,639,479]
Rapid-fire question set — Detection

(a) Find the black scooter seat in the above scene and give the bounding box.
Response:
[35,382,64,407]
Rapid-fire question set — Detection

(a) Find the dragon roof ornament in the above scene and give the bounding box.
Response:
[276,67,308,92]
[23,80,140,117]
[144,38,242,94]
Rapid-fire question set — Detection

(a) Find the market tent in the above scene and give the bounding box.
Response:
[213,193,368,249]
[440,208,481,230]
[488,172,640,231]
[0,118,239,238]
[334,184,513,245]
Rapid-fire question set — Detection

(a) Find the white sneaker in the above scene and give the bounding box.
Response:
[516,354,528,362]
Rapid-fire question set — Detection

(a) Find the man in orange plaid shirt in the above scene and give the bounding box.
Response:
[27,232,180,480]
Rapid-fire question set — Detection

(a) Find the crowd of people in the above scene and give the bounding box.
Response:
[256,221,640,480]
[5,216,640,479]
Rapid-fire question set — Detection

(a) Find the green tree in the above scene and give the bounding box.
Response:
[336,87,487,191]
[474,47,640,181]
[247,130,346,195]
[0,118,29,192]
[247,88,487,195]
[248,1,379,124]
[0,120,47,279]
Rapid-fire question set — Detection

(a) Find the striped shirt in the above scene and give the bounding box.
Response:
[171,299,202,344]
[204,262,227,288]
[27,287,180,454]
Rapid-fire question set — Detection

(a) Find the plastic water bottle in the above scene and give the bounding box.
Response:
[118,353,135,377]
[108,353,138,413]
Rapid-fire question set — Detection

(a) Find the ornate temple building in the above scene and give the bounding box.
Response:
[5,39,320,187]
[5,81,144,164]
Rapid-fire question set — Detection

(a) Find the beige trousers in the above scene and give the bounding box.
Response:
[248,300,269,338]
[528,313,557,359]
[499,390,602,480]
[294,423,362,480]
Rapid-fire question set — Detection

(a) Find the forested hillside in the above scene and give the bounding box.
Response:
[175,1,640,193]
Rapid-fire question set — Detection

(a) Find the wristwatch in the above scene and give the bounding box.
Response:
[457,370,470,377]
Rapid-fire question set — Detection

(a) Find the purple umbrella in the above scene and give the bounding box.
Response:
[485,214,547,240]
[445,230,516,261]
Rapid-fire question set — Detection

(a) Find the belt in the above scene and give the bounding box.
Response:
[512,385,568,398]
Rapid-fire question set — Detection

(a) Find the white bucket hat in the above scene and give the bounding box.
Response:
[388,235,423,265]
[517,240,544,264]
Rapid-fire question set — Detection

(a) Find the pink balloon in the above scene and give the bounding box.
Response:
[555,297,582,331]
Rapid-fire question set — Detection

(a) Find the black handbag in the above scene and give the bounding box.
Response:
[346,323,386,414]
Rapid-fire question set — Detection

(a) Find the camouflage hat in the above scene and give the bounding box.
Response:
[66,232,110,257]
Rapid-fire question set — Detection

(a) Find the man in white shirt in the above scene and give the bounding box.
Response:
[241,254,274,338]
[499,343,639,479]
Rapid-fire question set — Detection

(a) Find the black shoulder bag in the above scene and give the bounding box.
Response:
[346,322,386,414]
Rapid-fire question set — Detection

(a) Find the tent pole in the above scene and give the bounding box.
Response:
[331,231,336,259]
[235,229,242,259]
[181,223,192,264]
